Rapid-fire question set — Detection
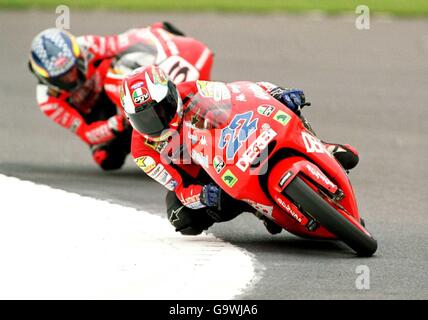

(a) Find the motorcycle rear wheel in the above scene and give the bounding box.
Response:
[284,176,378,256]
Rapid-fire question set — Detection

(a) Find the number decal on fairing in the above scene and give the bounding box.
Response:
[158,56,200,83]
[168,61,189,82]
[301,131,329,154]
[219,111,258,160]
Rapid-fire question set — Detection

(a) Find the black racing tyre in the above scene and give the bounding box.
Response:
[284,176,378,256]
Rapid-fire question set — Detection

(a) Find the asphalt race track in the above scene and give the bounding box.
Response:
[1,10,427,299]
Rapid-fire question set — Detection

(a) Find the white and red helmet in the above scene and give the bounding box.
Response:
[120,65,182,141]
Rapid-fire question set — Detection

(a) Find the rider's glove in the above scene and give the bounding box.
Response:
[280,89,306,114]
[200,183,221,208]
[108,114,129,135]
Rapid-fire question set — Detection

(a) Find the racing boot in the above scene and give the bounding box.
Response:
[299,115,359,170]
[253,211,282,235]
[323,142,359,171]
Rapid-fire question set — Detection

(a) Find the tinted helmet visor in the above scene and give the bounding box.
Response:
[128,81,178,137]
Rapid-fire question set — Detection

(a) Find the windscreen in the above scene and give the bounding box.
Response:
[182,81,232,130]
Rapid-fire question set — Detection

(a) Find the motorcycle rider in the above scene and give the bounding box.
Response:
[120,66,359,235]
[28,22,190,170]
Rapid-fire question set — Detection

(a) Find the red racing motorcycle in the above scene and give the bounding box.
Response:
[182,81,378,256]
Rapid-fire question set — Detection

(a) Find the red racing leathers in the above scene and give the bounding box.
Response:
[131,80,280,209]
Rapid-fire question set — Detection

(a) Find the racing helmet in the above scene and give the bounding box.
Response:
[29,28,86,91]
[120,65,182,142]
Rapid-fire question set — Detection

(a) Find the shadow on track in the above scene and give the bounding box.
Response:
[229,236,355,258]
[210,215,369,259]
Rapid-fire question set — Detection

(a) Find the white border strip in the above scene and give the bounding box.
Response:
[0,174,259,300]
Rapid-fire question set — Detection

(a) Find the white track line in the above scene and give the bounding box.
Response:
[0,174,259,300]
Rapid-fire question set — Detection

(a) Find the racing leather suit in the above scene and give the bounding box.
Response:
[131,80,287,235]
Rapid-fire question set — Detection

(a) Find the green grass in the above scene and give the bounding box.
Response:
[1,0,428,17]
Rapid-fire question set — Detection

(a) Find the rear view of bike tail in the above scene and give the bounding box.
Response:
[267,157,378,256]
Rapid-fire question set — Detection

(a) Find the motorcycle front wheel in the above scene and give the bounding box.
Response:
[284,176,378,256]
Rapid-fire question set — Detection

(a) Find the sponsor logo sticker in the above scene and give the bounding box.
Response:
[156,170,172,185]
[257,105,275,117]
[182,194,205,209]
[222,170,238,188]
[144,140,168,153]
[301,131,329,155]
[236,128,277,172]
[132,87,149,104]
[196,81,230,101]
[276,196,302,223]
[305,164,336,189]
[165,179,178,191]
[273,110,291,126]
[213,156,225,174]
[148,163,164,179]
[135,156,156,173]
